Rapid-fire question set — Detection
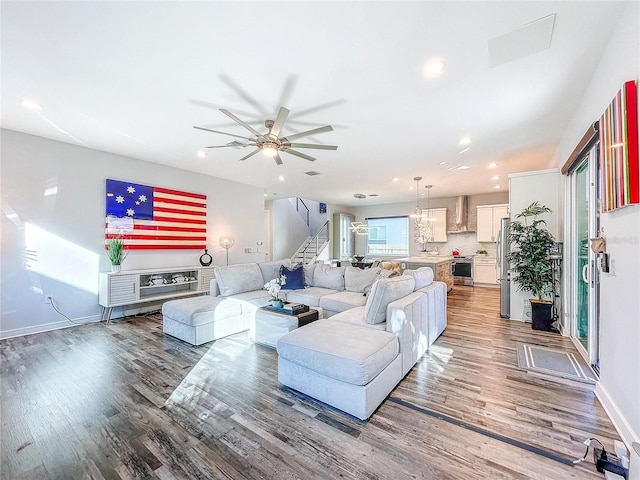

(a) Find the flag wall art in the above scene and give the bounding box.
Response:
[105,179,207,250]
[599,80,639,212]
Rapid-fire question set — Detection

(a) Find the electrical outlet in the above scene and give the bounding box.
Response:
[45,294,53,304]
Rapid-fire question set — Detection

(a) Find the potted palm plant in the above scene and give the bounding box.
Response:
[507,202,555,331]
[106,237,128,272]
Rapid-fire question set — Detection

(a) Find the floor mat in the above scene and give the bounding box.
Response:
[516,343,596,384]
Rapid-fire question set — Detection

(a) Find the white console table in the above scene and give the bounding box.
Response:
[99,266,215,323]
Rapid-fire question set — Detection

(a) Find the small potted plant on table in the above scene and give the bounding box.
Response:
[106,237,128,272]
[507,202,555,331]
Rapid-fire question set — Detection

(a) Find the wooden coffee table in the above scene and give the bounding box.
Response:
[252,306,322,348]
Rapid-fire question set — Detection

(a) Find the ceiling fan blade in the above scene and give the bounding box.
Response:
[288,143,338,150]
[269,107,290,139]
[284,149,316,161]
[284,125,334,141]
[274,151,283,165]
[193,126,255,141]
[206,141,253,148]
[239,149,261,161]
[220,109,262,137]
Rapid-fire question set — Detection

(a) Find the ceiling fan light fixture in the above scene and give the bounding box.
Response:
[262,144,278,157]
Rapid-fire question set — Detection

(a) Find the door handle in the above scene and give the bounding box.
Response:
[582,264,589,283]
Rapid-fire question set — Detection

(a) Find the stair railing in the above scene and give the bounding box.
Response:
[293,220,329,264]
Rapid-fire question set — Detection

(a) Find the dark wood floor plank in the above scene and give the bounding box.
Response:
[1,287,623,479]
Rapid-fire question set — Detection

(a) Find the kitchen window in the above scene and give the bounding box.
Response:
[366,216,409,255]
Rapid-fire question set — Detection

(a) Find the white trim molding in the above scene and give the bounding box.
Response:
[596,381,640,450]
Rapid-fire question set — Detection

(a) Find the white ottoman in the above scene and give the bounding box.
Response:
[252,307,323,348]
[162,296,243,346]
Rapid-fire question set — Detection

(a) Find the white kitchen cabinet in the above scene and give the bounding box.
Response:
[99,265,215,322]
[476,204,509,242]
[416,208,447,242]
[473,257,499,286]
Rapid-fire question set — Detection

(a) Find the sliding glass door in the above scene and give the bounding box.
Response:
[569,148,600,370]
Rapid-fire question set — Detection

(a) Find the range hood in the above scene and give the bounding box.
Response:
[448,195,475,233]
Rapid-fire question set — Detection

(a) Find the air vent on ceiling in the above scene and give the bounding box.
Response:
[304,171,321,176]
[368,194,379,197]
[353,193,366,199]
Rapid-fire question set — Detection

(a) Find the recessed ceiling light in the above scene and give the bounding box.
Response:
[197,150,207,159]
[21,98,42,111]
[494,185,501,189]
[409,186,414,190]
[423,58,446,78]
[489,163,498,168]
[459,147,470,154]
[492,175,499,180]
[439,161,446,165]
[456,165,470,170]
[393,177,399,182]
[263,193,268,197]
[278,175,285,181]
[459,137,471,146]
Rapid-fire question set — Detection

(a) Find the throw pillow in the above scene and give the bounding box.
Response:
[279,265,304,290]
[345,266,381,293]
[364,275,416,324]
[259,259,292,284]
[312,264,346,290]
[403,266,434,290]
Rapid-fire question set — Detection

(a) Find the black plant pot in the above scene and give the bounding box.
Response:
[530,300,553,331]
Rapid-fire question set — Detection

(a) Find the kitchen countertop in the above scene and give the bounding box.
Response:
[396,256,454,264]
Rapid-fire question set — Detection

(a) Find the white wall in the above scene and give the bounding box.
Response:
[269,198,312,259]
[0,129,267,338]
[508,169,562,323]
[551,1,639,447]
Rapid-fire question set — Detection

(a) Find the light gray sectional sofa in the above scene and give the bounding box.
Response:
[161,259,447,420]
[277,267,447,420]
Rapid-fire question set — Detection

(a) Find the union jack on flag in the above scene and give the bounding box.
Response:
[105,179,207,250]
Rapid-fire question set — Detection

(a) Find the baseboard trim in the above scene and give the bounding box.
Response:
[595,381,640,450]
[0,315,102,340]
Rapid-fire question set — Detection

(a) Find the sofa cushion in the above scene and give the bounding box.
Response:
[162,296,242,326]
[403,266,434,290]
[215,263,264,296]
[304,263,315,286]
[285,286,337,307]
[227,290,273,309]
[319,291,368,313]
[312,264,345,290]
[344,266,381,293]
[277,319,399,386]
[259,258,292,284]
[280,265,304,290]
[329,306,386,331]
[365,275,416,325]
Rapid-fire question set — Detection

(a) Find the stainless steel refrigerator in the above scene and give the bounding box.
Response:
[497,217,510,318]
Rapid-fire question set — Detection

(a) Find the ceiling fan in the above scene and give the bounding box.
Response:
[194,107,338,165]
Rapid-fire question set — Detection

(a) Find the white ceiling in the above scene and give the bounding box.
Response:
[1,1,628,206]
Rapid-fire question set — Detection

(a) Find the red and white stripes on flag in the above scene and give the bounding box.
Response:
[105,180,207,250]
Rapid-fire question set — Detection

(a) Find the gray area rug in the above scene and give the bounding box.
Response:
[516,343,597,384]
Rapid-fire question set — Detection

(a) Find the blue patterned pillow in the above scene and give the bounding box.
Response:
[280,265,305,290]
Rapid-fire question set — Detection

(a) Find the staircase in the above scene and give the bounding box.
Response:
[291,221,329,265]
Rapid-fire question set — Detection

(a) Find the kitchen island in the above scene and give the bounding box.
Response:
[397,256,454,292]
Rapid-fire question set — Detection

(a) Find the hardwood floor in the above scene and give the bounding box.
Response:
[1,287,621,479]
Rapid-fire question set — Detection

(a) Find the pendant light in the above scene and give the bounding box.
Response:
[411,176,423,226]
